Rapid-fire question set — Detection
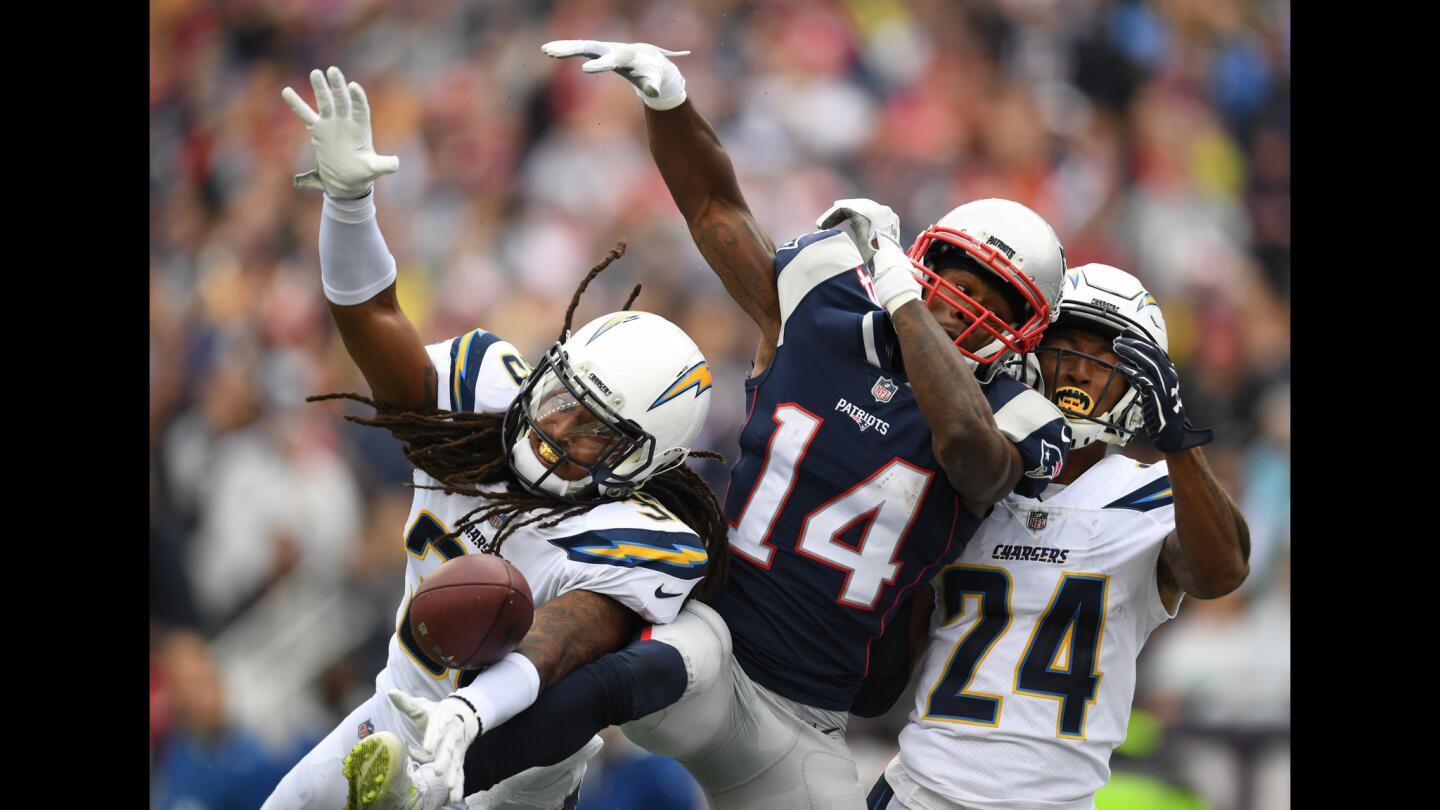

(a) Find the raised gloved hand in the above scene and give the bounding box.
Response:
[1112,331,1214,453]
[816,198,920,315]
[541,40,691,110]
[817,198,902,266]
[282,66,398,198]
[388,688,481,804]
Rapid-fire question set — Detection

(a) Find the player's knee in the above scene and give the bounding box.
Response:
[645,599,731,698]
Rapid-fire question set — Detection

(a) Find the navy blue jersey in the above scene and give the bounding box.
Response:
[708,230,1070,711]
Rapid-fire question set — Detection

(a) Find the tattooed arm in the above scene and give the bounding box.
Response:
[1157,447,1251,611]
[515,589,643,690]
[441,590,641,734]
[392,588,642,799]
[328,285,438,411]
[645,101,781,373]
[890,301,1025,514]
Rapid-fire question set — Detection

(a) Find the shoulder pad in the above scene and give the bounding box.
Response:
[774,230,866,343]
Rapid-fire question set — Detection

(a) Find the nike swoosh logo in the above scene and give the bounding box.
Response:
[654,585,683,599]
[818,726,842,736]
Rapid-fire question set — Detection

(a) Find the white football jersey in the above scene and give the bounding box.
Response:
[374,329,710,704]
[890,453,1180,810]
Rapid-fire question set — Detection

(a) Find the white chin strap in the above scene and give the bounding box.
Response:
[510,433,593,499]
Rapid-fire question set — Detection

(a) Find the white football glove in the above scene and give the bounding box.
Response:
[388,688,480,805]
[541,40,691,110]
[817,198,902,265]
[818,199,921,315]
[281,66,399,199]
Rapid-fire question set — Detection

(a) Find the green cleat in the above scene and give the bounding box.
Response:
[342,731,450,810]
[342,732,410,810]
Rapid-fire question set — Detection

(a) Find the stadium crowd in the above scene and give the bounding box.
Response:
[150,1,1289,808]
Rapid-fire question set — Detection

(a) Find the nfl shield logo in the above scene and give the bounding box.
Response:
[872,376,898,403]
[1027,511,1048,531]
[358,719,375,739]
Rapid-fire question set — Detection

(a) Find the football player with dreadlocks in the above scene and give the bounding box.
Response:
[342,38,1080,810]
[866,264,1251,810]
[259,67,732,810]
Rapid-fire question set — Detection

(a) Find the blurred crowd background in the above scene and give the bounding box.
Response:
[149,0,1290,808]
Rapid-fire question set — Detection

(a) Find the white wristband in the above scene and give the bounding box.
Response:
[871,241,924,315]
[875,281,922,315]
[452,652,541,733]
[638,83,686,111]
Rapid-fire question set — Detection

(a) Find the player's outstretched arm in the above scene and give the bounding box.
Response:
[459,630,691,795]
[390,590,642,802]
[511,589,643,692]
[283,67,436,411]
[646,101,779,346]
[543,41,781,368]
[1112,334,1250,609]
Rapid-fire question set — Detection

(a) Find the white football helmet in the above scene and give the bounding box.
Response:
[1014,263,1169,448]
[504,311,712,503]
[907,198,1067,381]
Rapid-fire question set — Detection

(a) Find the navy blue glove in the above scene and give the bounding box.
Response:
[1112,332,1213,453]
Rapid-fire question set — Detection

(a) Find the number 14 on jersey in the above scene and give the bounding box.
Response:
[729,403,934,609]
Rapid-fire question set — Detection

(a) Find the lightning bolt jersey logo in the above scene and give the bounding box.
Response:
[548,529,709,580]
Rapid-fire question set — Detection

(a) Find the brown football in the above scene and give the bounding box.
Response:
[409,554,535,670]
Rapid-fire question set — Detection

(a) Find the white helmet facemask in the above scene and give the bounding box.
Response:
[1013,347,1142,449]
[1006,263,1169,449]
[505,346,656,502]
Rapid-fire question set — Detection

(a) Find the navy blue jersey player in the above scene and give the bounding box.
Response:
[711,226,1070,714]
[359,41,1074,810]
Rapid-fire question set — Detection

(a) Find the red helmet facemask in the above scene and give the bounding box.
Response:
[905,225,1053,364]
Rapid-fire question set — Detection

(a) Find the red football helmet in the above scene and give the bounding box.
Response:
[905,199,1067,377]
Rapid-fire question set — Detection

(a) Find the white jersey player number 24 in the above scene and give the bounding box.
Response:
[923,564,1108,739]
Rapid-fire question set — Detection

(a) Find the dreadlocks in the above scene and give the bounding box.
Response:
[309,241,731,598]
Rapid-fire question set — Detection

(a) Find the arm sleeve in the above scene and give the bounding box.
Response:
[423,330,531,415]
[461,639,688,793]
[318,193,399,305]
